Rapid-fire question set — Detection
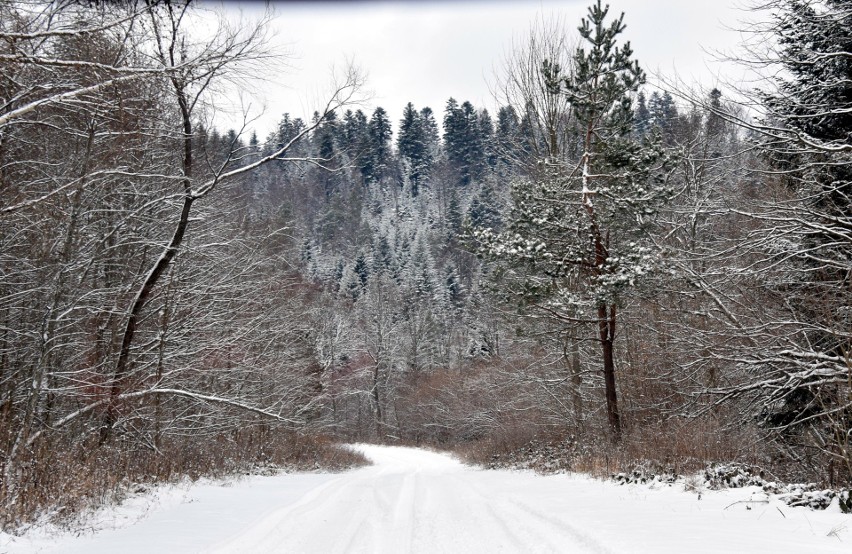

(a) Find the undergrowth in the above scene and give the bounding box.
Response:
[0,430,367,533]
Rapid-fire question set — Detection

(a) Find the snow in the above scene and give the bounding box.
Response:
[2,445,849,553]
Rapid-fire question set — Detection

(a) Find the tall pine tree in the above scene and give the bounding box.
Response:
[476,0,671,439]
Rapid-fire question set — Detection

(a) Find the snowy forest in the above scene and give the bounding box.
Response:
[1,0,850,529]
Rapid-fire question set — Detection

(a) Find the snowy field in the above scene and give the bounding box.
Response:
[2,444,849,553]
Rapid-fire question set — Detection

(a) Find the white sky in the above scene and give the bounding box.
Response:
[206,0,749,139]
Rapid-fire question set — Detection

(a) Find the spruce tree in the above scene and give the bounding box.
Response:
[744,0,852,452]
[397,102,432,195]
[443,98,488,186]
[496,105,521,170]
[648,91,678,141]
[634,91,651,138]
[362,106,393,185]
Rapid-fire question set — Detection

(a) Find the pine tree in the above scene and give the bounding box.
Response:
[476,0,671,439]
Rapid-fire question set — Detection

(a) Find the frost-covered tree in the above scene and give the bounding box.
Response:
[475,0,671,438]
[704,0,852,478]
[444,99,487,186]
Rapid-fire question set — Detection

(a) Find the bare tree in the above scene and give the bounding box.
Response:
[0,0,364,512]
[492,13,578,170]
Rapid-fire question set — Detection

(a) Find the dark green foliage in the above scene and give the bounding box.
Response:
[705,88,725,139]
[495,105,521,169]
[474,0,672,439]
[372,234,394,275]
[354,252,370,287]
[443,98,488,186]
[361,107,393,185]
[446,189,464,240]
[750,0,852,443]
[444,264,463,309]
[479,109,496,169]
[767,0,852,144]
[648,91,678,141]
[397,102,434,195]
[561,0,644,138]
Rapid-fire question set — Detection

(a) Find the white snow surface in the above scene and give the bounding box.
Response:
[3,444,849,553]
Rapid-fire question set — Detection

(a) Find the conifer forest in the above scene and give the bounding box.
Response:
[1,0,850,530]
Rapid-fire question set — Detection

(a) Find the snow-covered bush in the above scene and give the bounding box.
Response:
[612,462,678,486]
[702,463,767,490]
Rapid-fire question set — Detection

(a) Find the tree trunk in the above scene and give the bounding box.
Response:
[372,363,383,439]
[100,81,194,444]
[570,338,584,427]
[598,304,621,439]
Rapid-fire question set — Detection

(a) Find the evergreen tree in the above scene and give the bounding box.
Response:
[372,233,394,275]
[443,99,487,186]
[479,109,497,169]
[705,88,725,139]
[476,0,671,439]
[467,182,502,231]
[634,91,651,137]
[343,109,367,145]
[362,106,393,185]
[648,91,678,141]
[742,0,852,454]
[495,105,521,169]
[443,263,464,310]
[397,102,432,195]
[419,106,441,159]
[353,252,370,287]
[446,189,464,241]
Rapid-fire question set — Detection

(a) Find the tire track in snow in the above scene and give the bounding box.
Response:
[211,447,615,554]
[459,472,616,553]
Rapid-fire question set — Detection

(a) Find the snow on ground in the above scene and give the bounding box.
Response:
[2,445,849,553]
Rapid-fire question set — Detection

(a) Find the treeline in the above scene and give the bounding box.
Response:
[221,82,691,442]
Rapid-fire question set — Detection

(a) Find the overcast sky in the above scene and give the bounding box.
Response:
[208,0,749,139]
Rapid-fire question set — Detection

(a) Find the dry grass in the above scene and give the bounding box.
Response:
[0,429,367,532]
[451,414,772,480]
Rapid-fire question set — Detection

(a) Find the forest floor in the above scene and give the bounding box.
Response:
[2,444,850,553]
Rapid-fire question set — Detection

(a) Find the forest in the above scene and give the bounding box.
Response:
[0,0,850,529]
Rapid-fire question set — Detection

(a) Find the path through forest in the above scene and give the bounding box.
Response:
[4,445,849,553]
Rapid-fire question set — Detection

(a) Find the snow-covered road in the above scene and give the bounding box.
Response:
[4,444,850,553]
